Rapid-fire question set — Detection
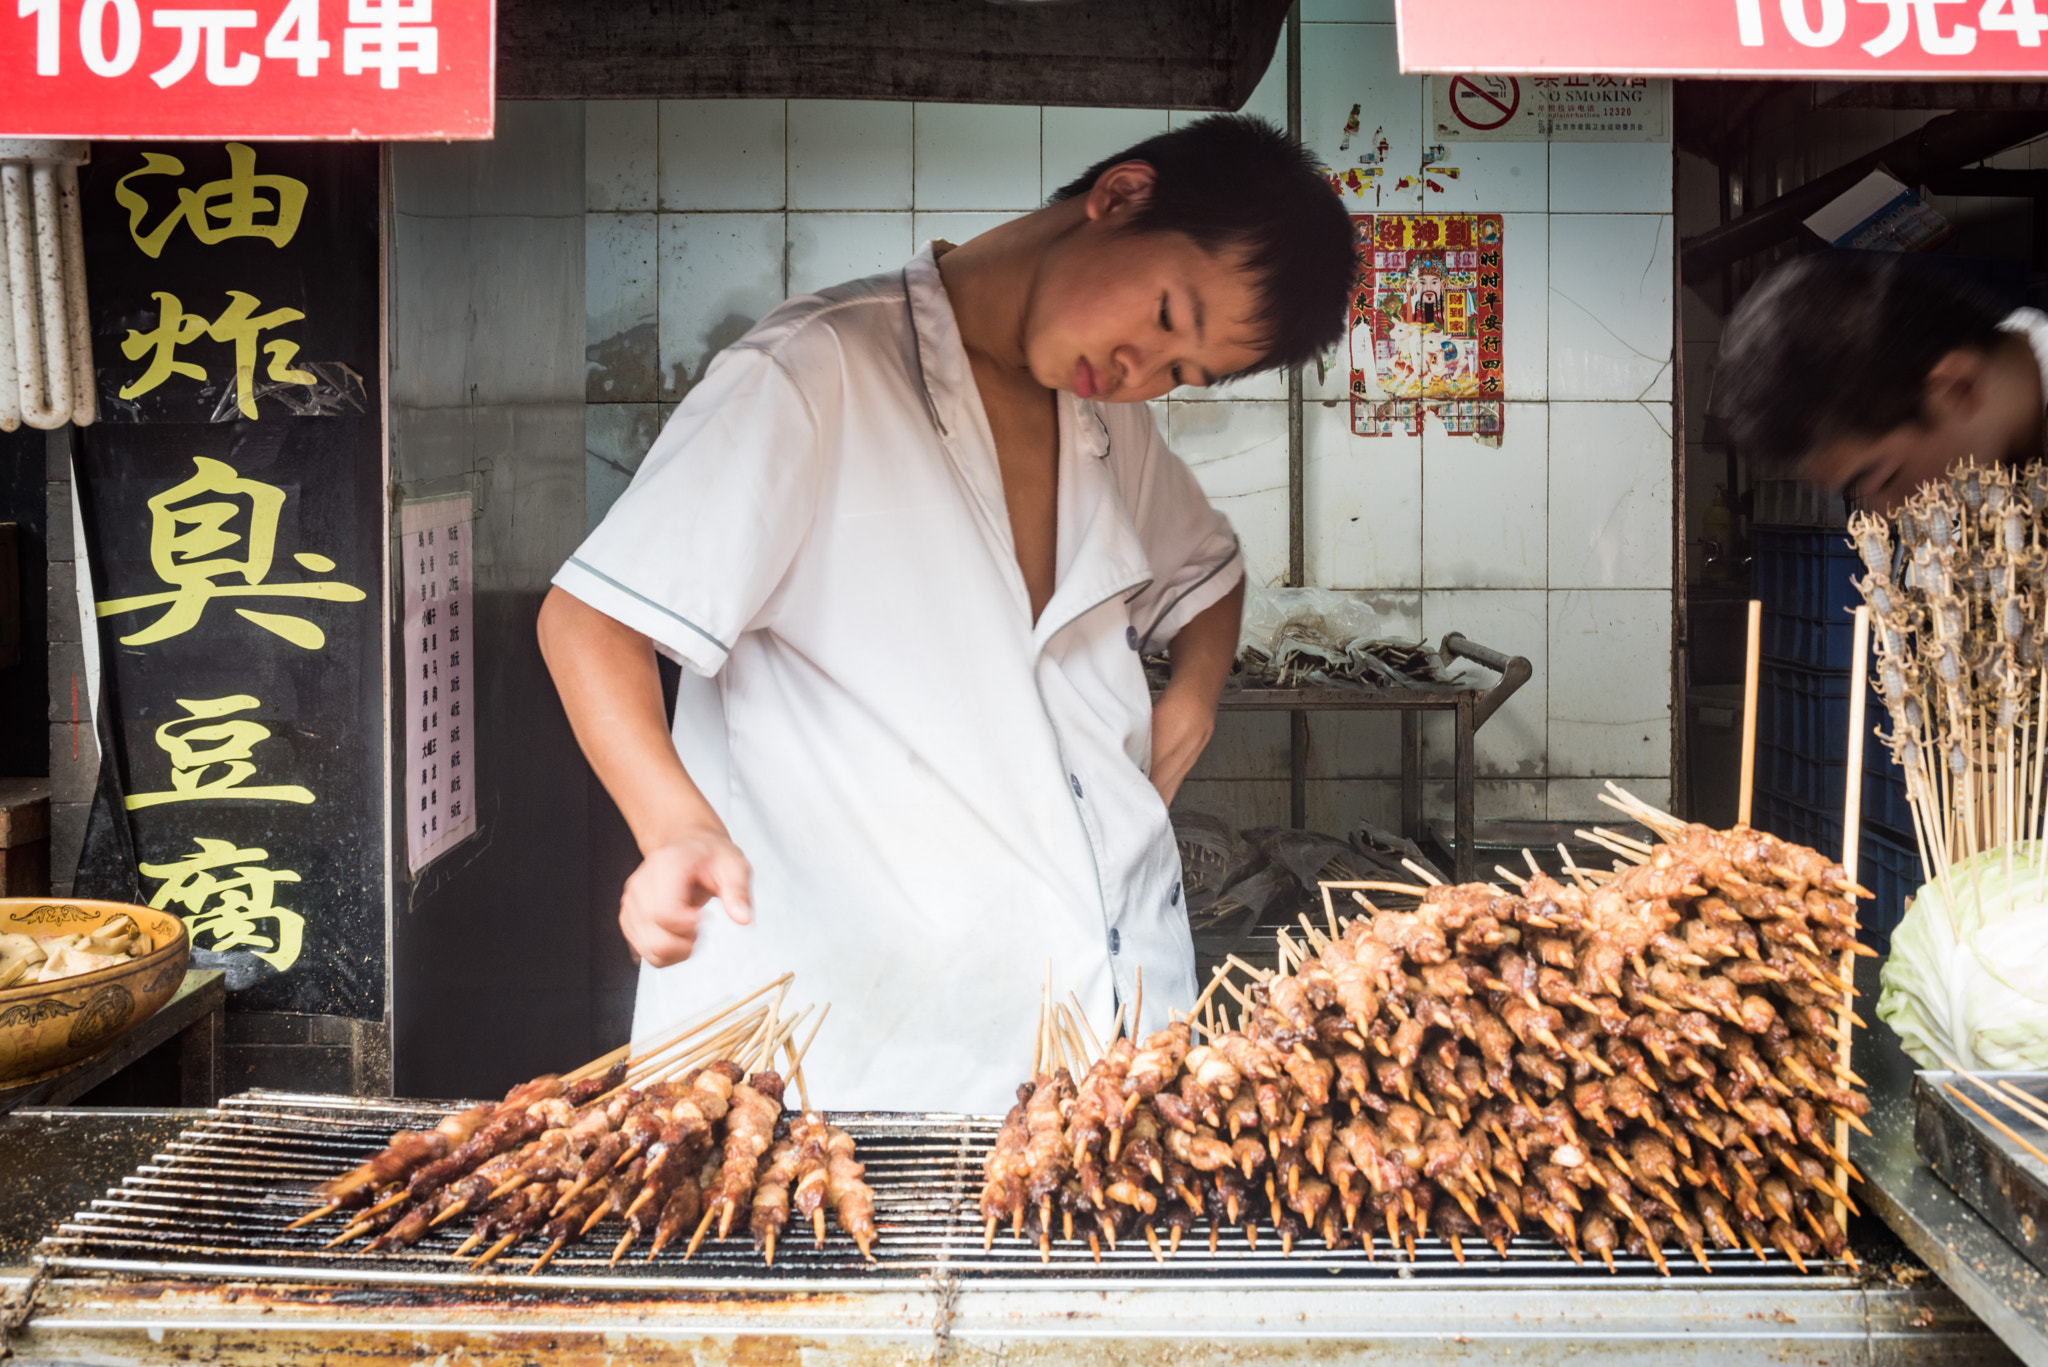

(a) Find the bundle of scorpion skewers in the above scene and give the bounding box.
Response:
[982,787,1874,1275]
[1852,459,2048,896]
[293,977,879,1271]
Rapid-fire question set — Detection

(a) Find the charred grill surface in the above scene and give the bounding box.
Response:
[36,1091,1845,1286]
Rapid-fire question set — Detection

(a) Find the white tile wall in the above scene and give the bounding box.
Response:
[655,213,786,399]
[577,41,1679,826]
[586,100,656,211]
[1421,589,1548,778]
[1420,117,1549,215]
[1170,400,1292,588]
[1548,402,1673,590]
[910,212,1019,250]
[585,211,658,402]
[1547,589,1670,776]
[1549,213,1673,402]
[1301,22,1422,216]
[658,100,786,210]
[1422,402,1546,589]
[1550,142,1673,214]
[790,101,912,210]
[1303,397,1422,590]
[586,403,660,531]
[1302,0,1396,23]
[787,213,913,297]
[913,104,1042,210]
[1040,107,1170,204]
[1501,212,1548,402]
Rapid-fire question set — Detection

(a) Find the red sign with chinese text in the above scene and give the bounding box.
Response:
[0,0,491,140]
[1396,0,2048,78]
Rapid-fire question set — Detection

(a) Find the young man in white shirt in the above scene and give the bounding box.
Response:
[1715,253,2048,513]
[538,116,1354,1111]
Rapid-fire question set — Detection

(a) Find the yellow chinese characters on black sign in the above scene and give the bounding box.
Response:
[78,141,384,1014]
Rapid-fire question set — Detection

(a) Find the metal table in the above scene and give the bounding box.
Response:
[0,969,224,1115]
[0,1087,2014,1365]
[1214,632,1532,881]
[1855,954,2048,1367]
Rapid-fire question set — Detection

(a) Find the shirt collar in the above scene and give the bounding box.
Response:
[902,243,1152,648]
[2002,307,2048,403]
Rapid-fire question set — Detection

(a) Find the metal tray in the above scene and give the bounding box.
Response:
[1914,1069,2048,1278]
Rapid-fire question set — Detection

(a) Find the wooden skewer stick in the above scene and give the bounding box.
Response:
[1223,953,1271,983]
[1995,1079,2048,1131]
[1941,1075,2048,1175]
[1350,880,1430,897]
[786,1001,831,1097]
[1399,857,1442,888]
[1738,602,1763,828]
[1132,964,1144,1041]
[1067,990,1106,1062]
[565,1041,631,1085]
[1830,606,1872,1228]
[617,973,794,1077]
[287,1199,343,1230]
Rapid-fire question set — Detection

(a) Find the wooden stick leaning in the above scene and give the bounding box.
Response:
[1936,1054,2048,1174]
[1738,598,1763,828]
[1834,605,1871,1230]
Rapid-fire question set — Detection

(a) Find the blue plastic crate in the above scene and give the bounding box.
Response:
[1759,661,1854,764]
[1864,754,1914,836]
[1751,790,1919,953]
[1752,527,1862,619]
[1754,789,1844,856]
[1751,527,1861,670]
[1858,826,1922,954]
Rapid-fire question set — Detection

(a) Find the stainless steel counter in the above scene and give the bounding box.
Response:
[0,1074,2019,1366]
[1854,955,2048,1367]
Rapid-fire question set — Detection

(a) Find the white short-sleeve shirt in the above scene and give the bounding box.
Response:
[553,245,1243,1113]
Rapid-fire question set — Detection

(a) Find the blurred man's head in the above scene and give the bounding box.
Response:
[1714,254,2044,512]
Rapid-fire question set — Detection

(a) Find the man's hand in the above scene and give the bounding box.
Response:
[537,588,758,968]
[621,826,754,967]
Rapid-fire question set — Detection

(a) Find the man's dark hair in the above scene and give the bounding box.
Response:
[1714,252,2011,470]
[1053,114,1354,377]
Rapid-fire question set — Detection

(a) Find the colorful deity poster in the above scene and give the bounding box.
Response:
[1349,213,1505,441]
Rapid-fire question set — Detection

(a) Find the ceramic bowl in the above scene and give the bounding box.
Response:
[0,899,190,1086]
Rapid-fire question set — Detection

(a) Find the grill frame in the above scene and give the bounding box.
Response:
[33,1089,1854,1294]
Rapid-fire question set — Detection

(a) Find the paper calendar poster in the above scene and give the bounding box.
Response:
[402,494,475,873]
[1348,213,1505,442]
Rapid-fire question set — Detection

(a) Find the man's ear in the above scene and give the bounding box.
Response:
[1085,161,1158,223]
[1923,347,1990,425]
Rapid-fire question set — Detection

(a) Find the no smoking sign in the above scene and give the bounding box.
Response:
[1447,75,1521,131]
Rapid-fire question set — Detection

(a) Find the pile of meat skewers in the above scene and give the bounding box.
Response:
[983,805,1873,1275]
[295,982,878,1271]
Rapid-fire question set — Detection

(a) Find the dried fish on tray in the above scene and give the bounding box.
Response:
[984,786,1872,1274]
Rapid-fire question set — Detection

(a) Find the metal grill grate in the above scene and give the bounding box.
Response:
[36,1090,1847,1289]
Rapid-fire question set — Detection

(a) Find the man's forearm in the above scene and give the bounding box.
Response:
[536,586,726,854]
[1162,579,1244,710]
[1149,579,1244,804]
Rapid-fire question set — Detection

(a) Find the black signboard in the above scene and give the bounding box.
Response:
[73,143,384,1019]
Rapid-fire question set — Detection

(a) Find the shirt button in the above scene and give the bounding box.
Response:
[1126,626,1140,650]
[1110,928,1121,953]
[1070,774,1084,799]
[1170,883,1181,906]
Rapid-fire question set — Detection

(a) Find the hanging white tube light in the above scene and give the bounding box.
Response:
[0,140,94,432]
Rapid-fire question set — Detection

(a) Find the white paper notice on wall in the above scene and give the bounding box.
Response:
[1434,75,1670,142]
[402,494,477,874]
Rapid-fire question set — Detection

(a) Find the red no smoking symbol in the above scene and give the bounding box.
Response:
[1449,75,1521,131]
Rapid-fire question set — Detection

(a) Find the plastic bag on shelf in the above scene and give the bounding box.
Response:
[1239,583,1382,658]
[1877,844,2048,1070]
